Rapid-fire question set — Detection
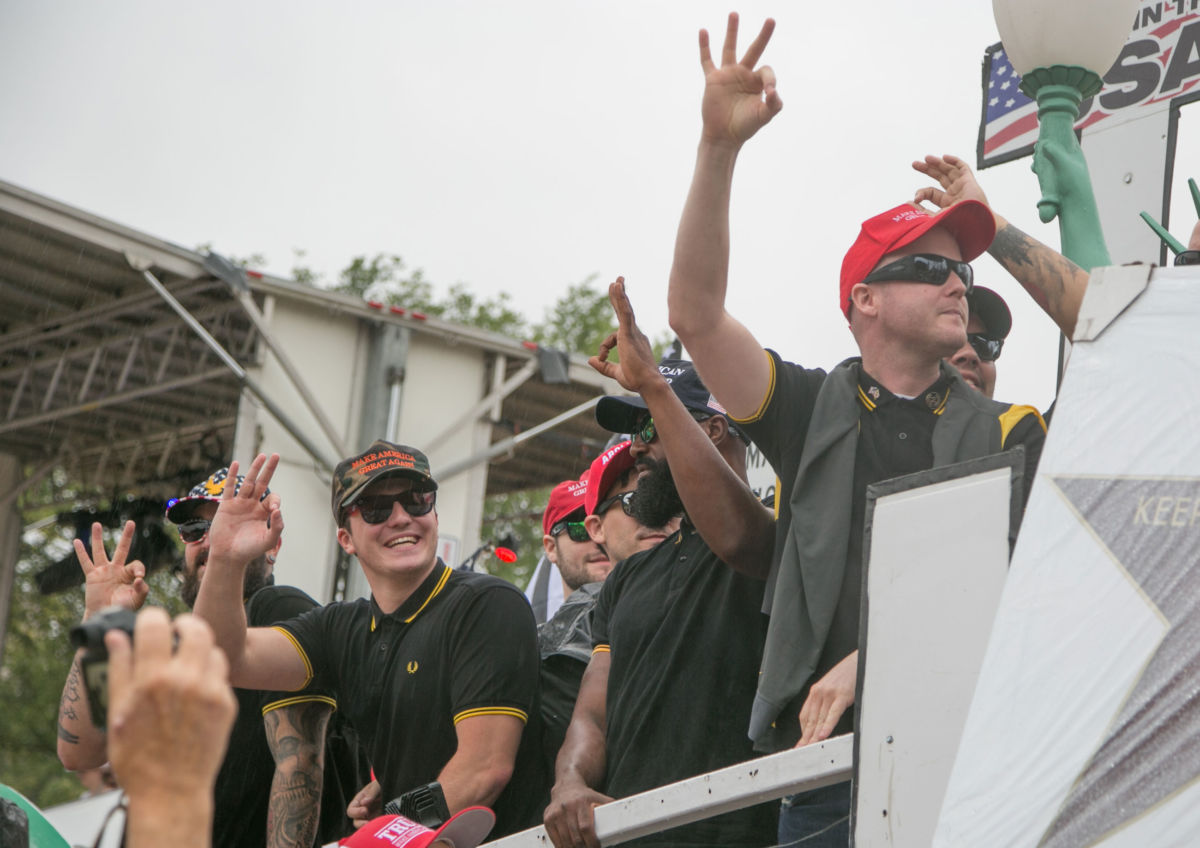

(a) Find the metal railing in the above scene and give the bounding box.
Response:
[483,734,853,847]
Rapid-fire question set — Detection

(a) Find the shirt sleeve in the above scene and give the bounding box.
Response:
[590,571,617,654]
[446,584,540,726]
[734,349,827,481]
[1000,405,1048,507]
[273,603,336,698]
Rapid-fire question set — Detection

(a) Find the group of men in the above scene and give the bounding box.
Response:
[56,10,1200,848]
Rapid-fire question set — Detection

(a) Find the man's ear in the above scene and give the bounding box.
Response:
[336,526,355,556]
[542,534,558,564]
[584,514,605,546]
[850,282,879,318]
[704,414,730,446]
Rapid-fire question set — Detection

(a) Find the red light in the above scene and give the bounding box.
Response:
[389,305,406,315]
[493,547,517,563]
[367,300,384,309]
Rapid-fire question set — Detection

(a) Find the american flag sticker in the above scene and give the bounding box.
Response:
[977,44,1039,169]
[978,6,1200,170]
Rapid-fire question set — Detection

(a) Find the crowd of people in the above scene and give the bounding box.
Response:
[44,11,1200,848]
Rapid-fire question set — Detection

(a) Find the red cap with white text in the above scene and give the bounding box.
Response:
[839,200,995,320]
[339,807,494,848]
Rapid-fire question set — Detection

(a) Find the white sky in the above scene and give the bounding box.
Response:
[1,1,1196,416]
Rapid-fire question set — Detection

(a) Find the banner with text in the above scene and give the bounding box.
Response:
[978,0,1200,168]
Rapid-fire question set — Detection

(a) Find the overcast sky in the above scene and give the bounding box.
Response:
[2,1,1197,415]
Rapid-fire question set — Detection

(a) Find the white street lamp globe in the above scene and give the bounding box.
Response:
[992,0,1138,77]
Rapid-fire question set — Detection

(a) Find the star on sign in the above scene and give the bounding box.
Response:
[998,65,1008,76]
[1005,99,1015,108]
[990,97,999,107]
[1039,475,1200,848]
[1001,80,1011,90]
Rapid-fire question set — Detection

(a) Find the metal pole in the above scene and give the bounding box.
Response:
[204,252,349,457]
[435,395,601,482]
[132,259,338,474]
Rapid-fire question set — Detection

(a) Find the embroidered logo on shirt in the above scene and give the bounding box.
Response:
[407,661,419,674]
[868,386,880,400]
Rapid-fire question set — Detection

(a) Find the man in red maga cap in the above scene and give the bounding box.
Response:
[664,14,1046,845]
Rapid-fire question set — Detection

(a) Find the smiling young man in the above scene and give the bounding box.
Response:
[949,286,1011,398]
[192,442,543,839]
[663,15,1047,845]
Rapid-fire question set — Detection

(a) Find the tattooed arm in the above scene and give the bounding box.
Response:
[59,521,151,769]
[987,220,1087,338]
[915,153,1089,338]
[264,699,333,848]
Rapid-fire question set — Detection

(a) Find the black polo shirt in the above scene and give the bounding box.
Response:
[216,584,365,848]
[740,349,1046,746]
[276,562,543,837]
[590,526,777,847]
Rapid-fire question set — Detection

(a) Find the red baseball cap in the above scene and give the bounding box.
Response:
[584,441,635,516]
[839,200,995,320]
[542,476,589,536]
[339,808,494,848]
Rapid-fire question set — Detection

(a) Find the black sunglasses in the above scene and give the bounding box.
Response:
[595,490,636,517]
[1175,250,1200,266]
[861,253,974,292]
[177,519,212,544]
[351,489,437,524]
[632,410,718,445]
[967,333,1003,363]
[550,520,590,543]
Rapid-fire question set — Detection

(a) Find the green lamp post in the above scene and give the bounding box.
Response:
[992,0,1138,271]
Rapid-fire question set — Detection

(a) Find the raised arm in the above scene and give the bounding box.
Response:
[544,651,613,848]
[591,278,773,575]
[193,454,308,691]
[264,700,333,848]
[57,520,149,770]
[667,12,781,419]
[914,153,1089,338]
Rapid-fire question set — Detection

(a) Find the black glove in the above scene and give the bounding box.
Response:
[383,781,451,829]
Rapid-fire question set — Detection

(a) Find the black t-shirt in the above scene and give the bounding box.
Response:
[739,350,1046,746]
[277,562,544,838]
[590,527,777,847]
[216,584,366,848]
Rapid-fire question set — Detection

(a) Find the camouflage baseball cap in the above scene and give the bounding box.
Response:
[331,440,437,522]
[164,467,271,524]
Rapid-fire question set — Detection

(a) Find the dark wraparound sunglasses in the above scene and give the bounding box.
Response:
[178,519,212,544]
[968,333,1004,363]
[550,520,590,543]
[351,489,437,524]
[632,410,718,445]
[861,253,974,293]
[1175,250,1200,266]
[595,490,636,517]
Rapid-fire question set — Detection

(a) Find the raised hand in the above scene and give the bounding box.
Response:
[588,277,666,396]
[74,520,149,618]
[698,13,783,148]
[206,453,283,570]
[913,154,992,210]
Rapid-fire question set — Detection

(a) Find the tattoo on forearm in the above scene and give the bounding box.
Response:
[989,224,1061,314]
[264,702,332,848]
[59,662,84,736]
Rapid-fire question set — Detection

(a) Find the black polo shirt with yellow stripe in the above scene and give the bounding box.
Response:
[737,349,1045,746]
[275,561,543,837]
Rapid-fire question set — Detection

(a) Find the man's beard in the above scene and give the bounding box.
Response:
[180,553,275,609]
[630,456,684,529]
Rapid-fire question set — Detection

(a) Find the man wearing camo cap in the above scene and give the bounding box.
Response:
[193,441,544,839]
